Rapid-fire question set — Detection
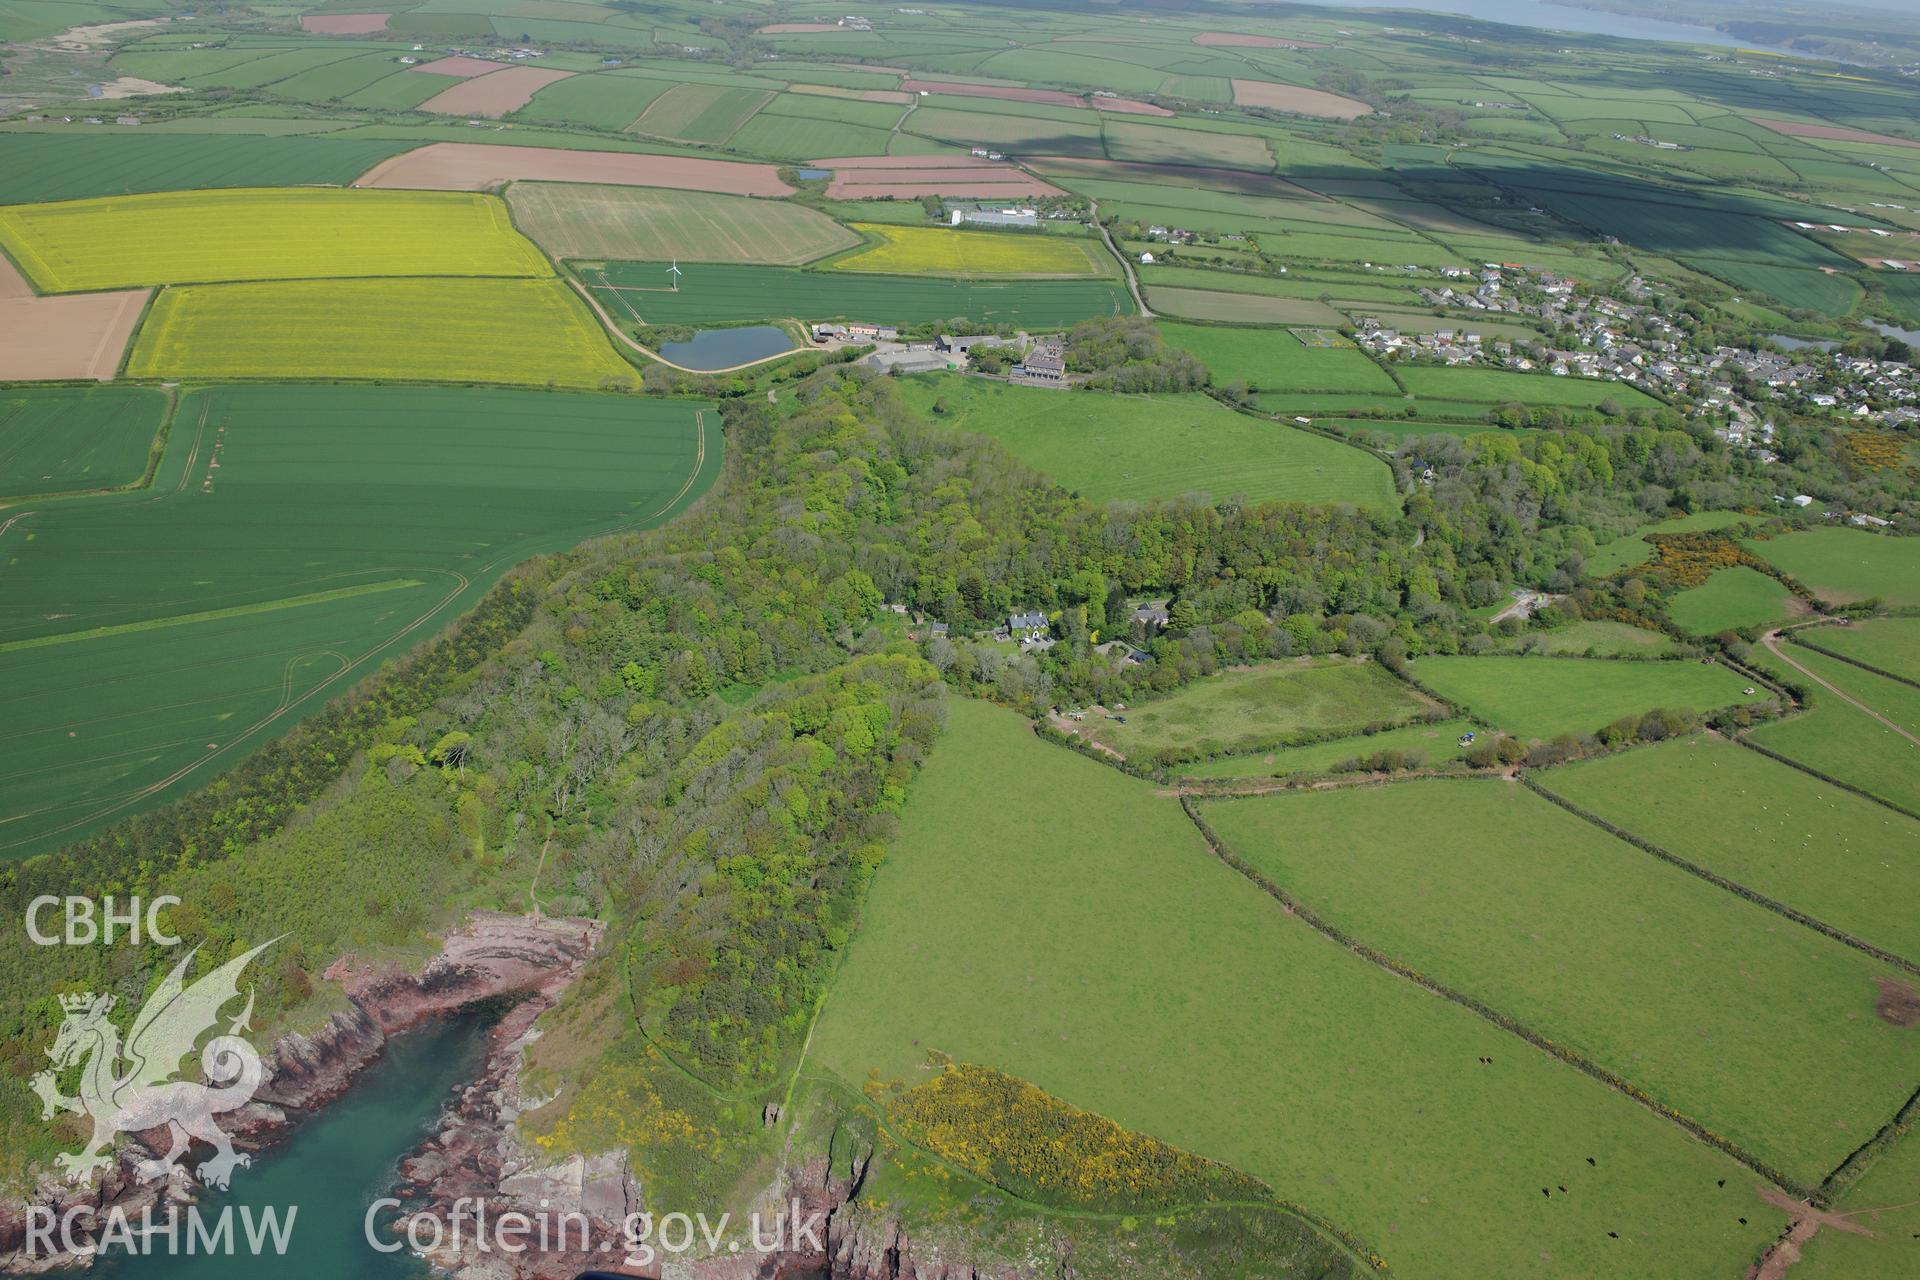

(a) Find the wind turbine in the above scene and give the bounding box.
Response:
[667,260,682,293]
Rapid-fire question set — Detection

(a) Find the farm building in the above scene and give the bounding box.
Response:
[1009,610,1049,640]
[1011,342,1066,386]
[948,205,1039,229]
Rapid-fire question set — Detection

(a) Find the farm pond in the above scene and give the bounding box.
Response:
[658,324,795,370]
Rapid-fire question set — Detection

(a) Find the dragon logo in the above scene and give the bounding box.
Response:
[31,941,276,1189]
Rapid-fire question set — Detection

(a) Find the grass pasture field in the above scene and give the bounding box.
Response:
[1145,286,1345,325]
[832,224,1108,277]
[1493,620,1681,657]
[1155,321,1397,394]
[1410,655,1771,740]
[0,188,550,292]
[0,384,719,860]
[1543,735,1920,964]
[1751,643,1920,811]
[1745,529,1920,608]
[1179,717,1480,780]
[1586,510,1754,576]
[1202,779,1920,1184]
[896,375,1396,509]
[1072,658,1434,763]
[1798,617,1920,684]
[810,698,1783,1280]
[583,261,1130,328]
[504,183,859,264]
[1666,566,1801,635]
[0,386,167,499]
[1793,1120,1920,1279]
[1394,366,1660,410]
[128,278,638,388]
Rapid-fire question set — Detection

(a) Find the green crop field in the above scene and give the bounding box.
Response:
[1666,566,1801,635]
[0,133,416,205]
[1543,735,1920,963]
[128,278,639,388]
[630,82,771,143]
[0,386,168,499]
[1067,658,1435,763]
[1202,778,1918,1183]
[1798,617,1920,683]
[0,384,718,860]
[514,72,676,129]
[0,188,551,292]
[1179,716,1480,780]
[1746,529,1920,607]
[1395,366,1660,409]
[896,375,1397,509]
[1156,322,1398,393]
[1410,655,1770,739]
[584,261,1130,328]
[505,183,859,264]
[810,699,1781,1280]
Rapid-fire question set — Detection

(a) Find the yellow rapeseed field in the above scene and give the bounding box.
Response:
[833,223,1105,277]
[0,188,551,292]
[127,277,639,388]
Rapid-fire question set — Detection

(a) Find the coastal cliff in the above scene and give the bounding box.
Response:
[0,912,600,1274]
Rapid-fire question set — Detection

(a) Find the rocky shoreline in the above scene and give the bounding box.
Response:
[2,909,1023,1280]
[0,911,601,1275]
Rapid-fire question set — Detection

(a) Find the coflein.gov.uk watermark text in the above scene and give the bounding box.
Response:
[26,1200,828,1267]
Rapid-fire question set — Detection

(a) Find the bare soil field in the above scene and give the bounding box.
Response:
[47,19,164,47]
[0,257,146,380]
[356,142,794,196]
[813,156,1062,199]
[419,67,573,117]
[300,13,390,34]
[901,79,1086,108]
[1753,117,1920,148]
[1093,97,1173,117]
[831,181,1055,198]
[410,55,505,78]
[812,154,1008,168]
[1193,31,1326,49]
[1230,79,1371,119]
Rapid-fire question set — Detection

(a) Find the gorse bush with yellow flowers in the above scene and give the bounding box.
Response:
[883,1059,1269,1212]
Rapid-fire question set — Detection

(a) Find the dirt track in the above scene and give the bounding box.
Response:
[1762,629,1920,748]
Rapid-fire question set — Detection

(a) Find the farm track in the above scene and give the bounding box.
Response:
[1763,627,1920,748]
[1087,197,1150,317]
